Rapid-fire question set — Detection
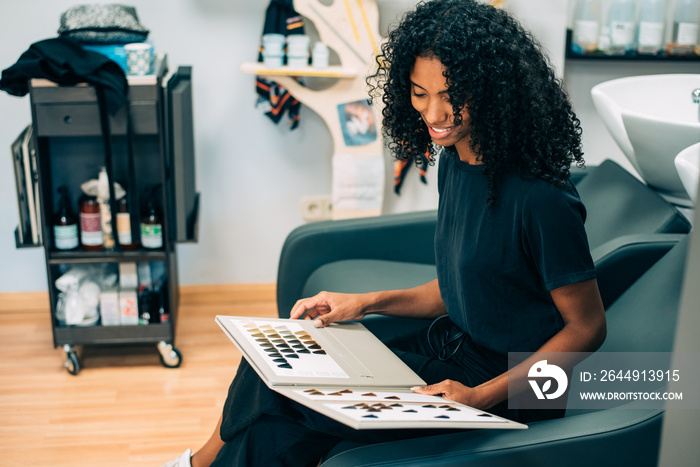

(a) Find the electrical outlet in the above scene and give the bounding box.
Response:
[301,195,332,221]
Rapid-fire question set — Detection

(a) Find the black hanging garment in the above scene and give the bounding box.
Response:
[256,0,305,130]
[1,37,136,249]
[0,37,128,114]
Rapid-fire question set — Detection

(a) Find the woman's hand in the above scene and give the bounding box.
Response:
[411,380,491,409]
[289,291,369,328]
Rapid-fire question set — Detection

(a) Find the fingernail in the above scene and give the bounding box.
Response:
[410,386,421,391]
[313,319,323,328]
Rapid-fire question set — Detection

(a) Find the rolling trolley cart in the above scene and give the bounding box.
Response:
[12,56,199,375]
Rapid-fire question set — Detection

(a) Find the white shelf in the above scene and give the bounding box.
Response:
[240,62,358,78]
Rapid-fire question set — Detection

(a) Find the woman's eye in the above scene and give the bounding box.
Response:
[412,91,426,98]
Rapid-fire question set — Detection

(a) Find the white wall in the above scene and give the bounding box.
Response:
[0,0,696,293]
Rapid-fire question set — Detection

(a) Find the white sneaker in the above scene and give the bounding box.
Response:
[161,449,192,467]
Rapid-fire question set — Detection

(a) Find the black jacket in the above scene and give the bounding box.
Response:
[0,37,127,115]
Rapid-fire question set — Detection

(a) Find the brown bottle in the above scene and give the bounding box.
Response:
[116,197,138,250]
[53,186,79,251]
[79,195,103,251]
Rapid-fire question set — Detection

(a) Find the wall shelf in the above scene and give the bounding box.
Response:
[240,61,358,78]
[565,29,700,62]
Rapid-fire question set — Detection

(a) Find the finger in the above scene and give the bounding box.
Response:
[410,383,446,395]
[303,310,320,320]
[290,298,324,319]
[312,310,340,328]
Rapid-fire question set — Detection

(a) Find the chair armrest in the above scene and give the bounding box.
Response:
[592,233,687,308]
[321,408,663,467]
[276,210,437,317]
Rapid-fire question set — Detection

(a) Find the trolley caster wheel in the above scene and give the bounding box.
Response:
[157,341,182,368]
[63,346,80,376]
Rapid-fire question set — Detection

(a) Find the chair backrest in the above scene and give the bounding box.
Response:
[566,237,689,415]
[576,160,691,250]
[600,236,688,353]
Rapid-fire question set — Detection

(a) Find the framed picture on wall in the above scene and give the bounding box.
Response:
[337,100,377,147]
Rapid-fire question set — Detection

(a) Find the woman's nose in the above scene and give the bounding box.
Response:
[424,99,449,124]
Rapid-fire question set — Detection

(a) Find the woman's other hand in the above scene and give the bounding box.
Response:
[411,380,491,410]
[289,291,368,328]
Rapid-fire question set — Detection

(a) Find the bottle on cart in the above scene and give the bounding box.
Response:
[97,167,115,250]
[637,0,667,55]
[140,185,163,249]
[668,0,700,56]
[53,186,79,251]
[79,194,102,251]
[608,0,637,55]
[117,197,138,250]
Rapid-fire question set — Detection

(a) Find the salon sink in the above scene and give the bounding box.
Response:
[675,142,700,205]
[591,74,700,206]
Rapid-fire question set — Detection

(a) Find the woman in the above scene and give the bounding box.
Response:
[165,1,605,465]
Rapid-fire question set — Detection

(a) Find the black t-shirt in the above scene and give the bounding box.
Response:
[435,147,596,356]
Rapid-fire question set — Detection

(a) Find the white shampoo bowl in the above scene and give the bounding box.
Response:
[591,74,700,206]
[675,143,700,205]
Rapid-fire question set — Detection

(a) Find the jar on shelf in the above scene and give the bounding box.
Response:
[79,194,102,251]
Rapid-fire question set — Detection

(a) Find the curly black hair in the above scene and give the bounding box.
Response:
[368,0,584,206]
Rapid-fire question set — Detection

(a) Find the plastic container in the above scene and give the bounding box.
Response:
[262,34,285,55]
[573,0,602,54]
[608,0,637,55]
[312,42,329,68]
[97,167,115,250]
[287,34,310,68]
[637,0,667,55]
[286,34,310,56]
[79,195,102,251]
[668,0,700,55]
[263,53,283,68]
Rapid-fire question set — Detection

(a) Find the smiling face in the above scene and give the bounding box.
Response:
[410,55,478,164]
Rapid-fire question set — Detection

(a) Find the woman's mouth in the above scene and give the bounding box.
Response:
[427,125,455,139]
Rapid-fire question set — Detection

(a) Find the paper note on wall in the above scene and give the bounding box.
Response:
[332,153,385,219]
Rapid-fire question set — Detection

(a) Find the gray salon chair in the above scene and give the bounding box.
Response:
[277,232,690,467]
[319,238,689,466]
[576,159,690,307]
[274,159,692,465]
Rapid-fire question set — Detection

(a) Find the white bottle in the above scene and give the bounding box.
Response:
[97,167,115,250]
[312,42,329,69]
[608,0,637,55]
[669,0,700,55]
[573,0,601,54]
[638,0,667,55]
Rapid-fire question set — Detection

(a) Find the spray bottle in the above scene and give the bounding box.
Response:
[97,167,115,250]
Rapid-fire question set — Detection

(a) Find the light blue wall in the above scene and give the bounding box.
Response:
[0,0,695,292]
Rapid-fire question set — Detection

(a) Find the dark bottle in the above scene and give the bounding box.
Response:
[53,186,79,250]
[140,186,163,249]
[79,194,103,251]
[116,197,138,250]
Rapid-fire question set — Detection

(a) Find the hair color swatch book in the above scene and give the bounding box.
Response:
[215,316,526,430]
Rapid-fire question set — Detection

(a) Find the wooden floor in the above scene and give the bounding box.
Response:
[0,291,277,466]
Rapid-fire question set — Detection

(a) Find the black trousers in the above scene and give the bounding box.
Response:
[211,318,556,466]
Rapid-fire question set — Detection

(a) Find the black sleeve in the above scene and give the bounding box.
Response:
[522,181,597,291]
